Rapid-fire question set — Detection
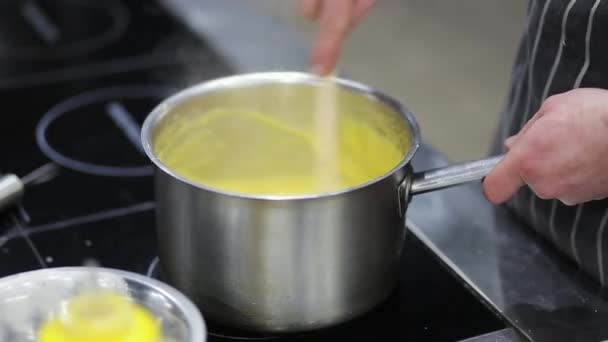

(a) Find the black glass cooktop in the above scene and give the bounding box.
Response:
[0,1,504,341]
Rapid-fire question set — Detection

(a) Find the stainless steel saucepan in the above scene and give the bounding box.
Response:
[141,72,503,333]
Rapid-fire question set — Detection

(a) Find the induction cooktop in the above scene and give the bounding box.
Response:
[0,1,504,341]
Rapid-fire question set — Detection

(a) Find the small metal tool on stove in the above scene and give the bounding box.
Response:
[0,163,59,212]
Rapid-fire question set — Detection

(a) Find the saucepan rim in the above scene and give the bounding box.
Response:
[141,71,421,201]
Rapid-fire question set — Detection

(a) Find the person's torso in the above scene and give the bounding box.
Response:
[495,0,608,286]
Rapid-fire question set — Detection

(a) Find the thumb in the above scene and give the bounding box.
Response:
[504,135,517,151]
[298,0,321,19]
[483,151,524,205]
[310,0,354,75]
[353,0,376,24]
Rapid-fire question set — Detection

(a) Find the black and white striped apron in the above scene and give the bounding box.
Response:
[492,0,608,286]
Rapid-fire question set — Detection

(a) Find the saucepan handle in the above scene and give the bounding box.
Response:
[409,155,504,195]
[397,154,504,217]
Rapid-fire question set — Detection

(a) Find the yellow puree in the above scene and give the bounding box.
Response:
[38,292,160,342]
[154,109,405,195]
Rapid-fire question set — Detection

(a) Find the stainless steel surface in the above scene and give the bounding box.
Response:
[20,163,59,186]
[409,155,503,195]
[459,328,523,342]
[408,143,608,342]
[142,72,418,332]
[0,164,59,212]
[154,3,608,341]
[0,267,206,342]
[0,174,24,212]
[398,154,502,218]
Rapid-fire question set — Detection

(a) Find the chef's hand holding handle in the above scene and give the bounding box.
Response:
[398,155,504,217]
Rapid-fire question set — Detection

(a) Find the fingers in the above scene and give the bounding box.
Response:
[353,0,376,24]
[487,91,608,206]
[297,0,321,19]
[310,0,354,75]
[483,151,526,204]
[490,103,563,204]
[499,105,547,165]
[504,135,517,151]
[514,108,545,140]
[302,0,375,75]
[486,113,542,204]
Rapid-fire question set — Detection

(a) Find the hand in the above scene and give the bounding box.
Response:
[297,0,376,75]
[483,88,608,206]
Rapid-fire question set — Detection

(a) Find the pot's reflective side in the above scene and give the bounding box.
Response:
[142,72,420,332]
[155,166,407,332]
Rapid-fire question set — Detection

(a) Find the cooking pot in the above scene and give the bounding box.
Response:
[141,72,502,333]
